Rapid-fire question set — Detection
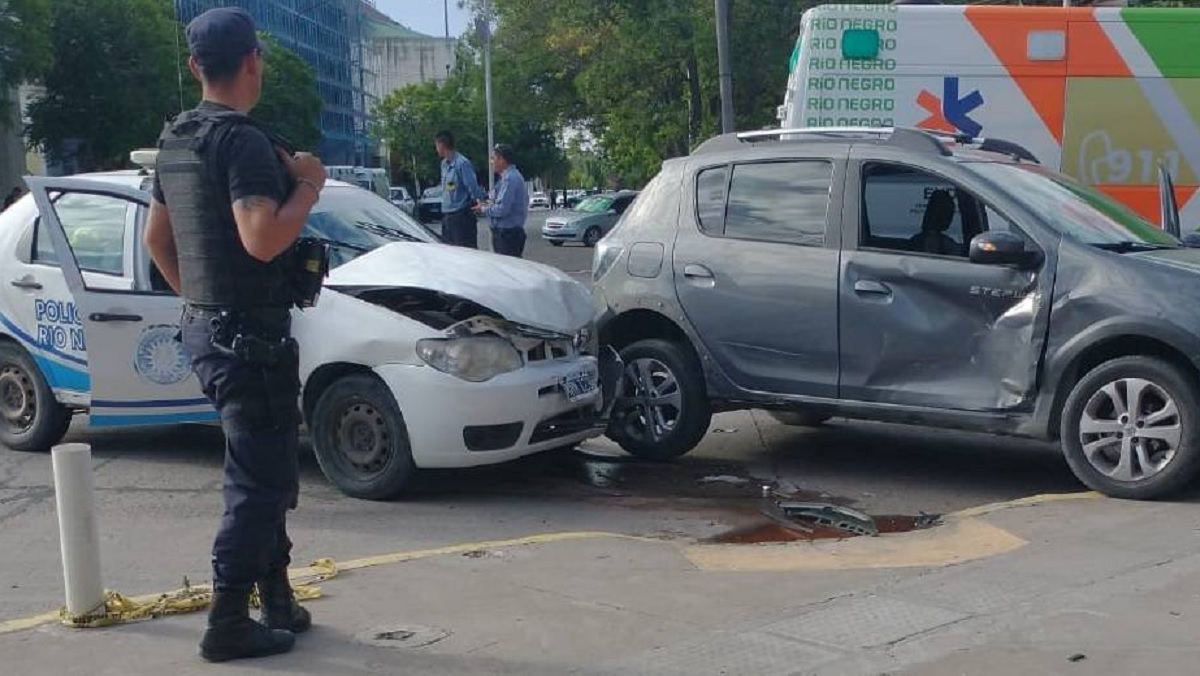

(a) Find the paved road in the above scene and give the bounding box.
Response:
[0,207,1149,674]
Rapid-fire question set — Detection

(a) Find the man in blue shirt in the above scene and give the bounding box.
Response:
[475,144,529,258]
[435,130,486,247]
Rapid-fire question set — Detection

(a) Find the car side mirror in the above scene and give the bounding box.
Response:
[969,231,1040,268]
[1183,232,1200,249]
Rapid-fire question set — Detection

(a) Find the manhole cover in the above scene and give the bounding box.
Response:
[355,624,450,649]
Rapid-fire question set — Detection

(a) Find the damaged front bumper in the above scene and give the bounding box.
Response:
[376,346,623,469]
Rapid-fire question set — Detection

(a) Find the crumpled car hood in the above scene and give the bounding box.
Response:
[326,242,593,334]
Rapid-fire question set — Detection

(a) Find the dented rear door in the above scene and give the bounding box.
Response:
[837,155,1053,412]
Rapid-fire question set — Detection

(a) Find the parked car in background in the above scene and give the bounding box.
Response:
[417,187,443,223]
[542,191,638,247]
[389,186,415,215]
[594,126,1200,501]
[530,192,551,210]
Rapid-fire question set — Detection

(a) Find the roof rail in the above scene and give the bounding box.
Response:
[693,126,1039,163]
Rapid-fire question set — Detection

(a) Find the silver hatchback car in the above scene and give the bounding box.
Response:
[593,126,1200,501]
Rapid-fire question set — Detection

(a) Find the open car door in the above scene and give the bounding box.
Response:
[25,176,216,427]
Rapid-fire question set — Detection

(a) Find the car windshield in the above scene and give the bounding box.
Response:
[422,188,441,199]
[967,163,1179,249]
[306,186,439,267]
[576,196,614,213]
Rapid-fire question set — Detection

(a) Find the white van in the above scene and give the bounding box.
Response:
[325,166,390,201]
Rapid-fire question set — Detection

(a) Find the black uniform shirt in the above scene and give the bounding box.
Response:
[153,101,288,210]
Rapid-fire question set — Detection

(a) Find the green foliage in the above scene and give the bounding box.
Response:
[472,0,817,186]
[372,41,566,191]
[29,3,322,171]
[26,0,178,171]
[0,0,53,88]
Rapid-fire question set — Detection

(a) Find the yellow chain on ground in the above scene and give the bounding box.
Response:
[58,558,338,629]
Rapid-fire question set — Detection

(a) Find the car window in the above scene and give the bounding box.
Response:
[34,191,129,276]
[717,160,832,246]
[696,165,729,234]
[861,163,980,258]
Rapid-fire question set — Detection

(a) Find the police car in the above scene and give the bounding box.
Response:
[0,152,616,500]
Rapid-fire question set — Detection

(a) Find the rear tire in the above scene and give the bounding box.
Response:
[0,341,71,452]
[1060,356,1200,500]
[607,339,711,461]
[311,373,417,500]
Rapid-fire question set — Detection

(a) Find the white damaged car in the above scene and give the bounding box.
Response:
[0,166,618,499]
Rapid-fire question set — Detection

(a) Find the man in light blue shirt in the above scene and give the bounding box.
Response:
[474,143,528,257]
[435,130,486,247]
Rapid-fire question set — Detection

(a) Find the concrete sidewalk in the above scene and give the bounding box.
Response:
[2,495,1198,675]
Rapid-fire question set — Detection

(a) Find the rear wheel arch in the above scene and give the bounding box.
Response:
[601,309,694,354]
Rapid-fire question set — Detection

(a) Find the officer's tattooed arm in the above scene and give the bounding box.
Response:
[232,150,326,262]
[145,199,182,295]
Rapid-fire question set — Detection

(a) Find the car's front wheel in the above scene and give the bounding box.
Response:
[311,373,416,500]
[1060,356,1200,500]
[0,341,72,452]
[607,339,711,461]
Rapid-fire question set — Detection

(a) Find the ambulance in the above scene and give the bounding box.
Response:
[779,4,1200,228]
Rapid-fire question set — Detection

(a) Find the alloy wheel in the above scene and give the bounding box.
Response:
[1078,377,1181,482]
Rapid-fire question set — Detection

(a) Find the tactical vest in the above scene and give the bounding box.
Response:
[155,108,293,309]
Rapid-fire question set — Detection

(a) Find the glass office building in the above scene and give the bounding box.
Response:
[175,0,377,165]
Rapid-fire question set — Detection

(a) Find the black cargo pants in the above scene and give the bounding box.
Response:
[182,305,300,592]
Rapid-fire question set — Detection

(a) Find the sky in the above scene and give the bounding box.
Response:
[374,0,472,38]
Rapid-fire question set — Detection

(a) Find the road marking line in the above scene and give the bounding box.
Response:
[0,494,1103,635]
[0,531,648,636]
[682,517,1028,573]
[950,491,1102,519]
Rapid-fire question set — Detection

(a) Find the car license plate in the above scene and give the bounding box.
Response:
[561,367,600,402]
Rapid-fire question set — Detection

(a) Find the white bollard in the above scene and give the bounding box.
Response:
[51,443,105,620]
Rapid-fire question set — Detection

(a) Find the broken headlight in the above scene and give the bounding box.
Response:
[415,335,523,382]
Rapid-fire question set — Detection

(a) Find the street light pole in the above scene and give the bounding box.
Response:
[480,0,496,195]
[715,0,735,134]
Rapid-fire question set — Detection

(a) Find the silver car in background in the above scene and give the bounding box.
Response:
[542,191,638,247]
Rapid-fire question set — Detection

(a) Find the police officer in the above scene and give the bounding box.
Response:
[143,7,325,662]
[435,130,486,247]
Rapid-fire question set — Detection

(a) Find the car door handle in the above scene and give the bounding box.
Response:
[683,264,715,279]
[89,312,143,323]
[10,278,42,290]
[854,280,892,296]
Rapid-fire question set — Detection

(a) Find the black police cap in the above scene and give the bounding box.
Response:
[186,7,266,67]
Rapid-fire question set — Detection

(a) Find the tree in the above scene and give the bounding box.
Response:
[372,40,565,191]
[26,0,177,171]
[0,0,53,127]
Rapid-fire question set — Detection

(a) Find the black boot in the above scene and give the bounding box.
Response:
[200,588,296,663]
[257,570,312,634]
